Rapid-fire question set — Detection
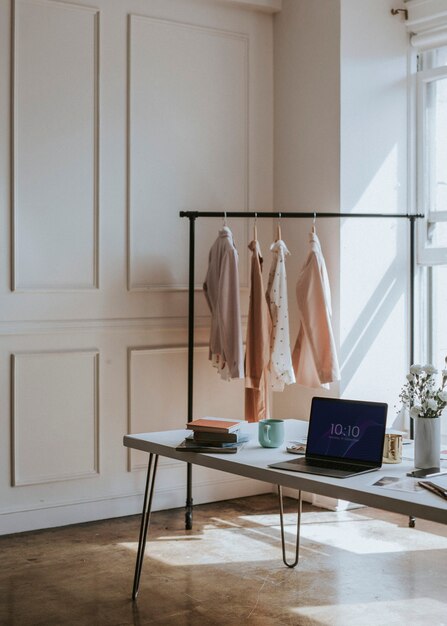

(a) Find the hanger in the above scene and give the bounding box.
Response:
[312,211,316,234]
[223,210,227,227]
[276,212,282,241]
[253,212,258,240]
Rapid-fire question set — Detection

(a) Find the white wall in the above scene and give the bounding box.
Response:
[339,0,410,415]
[273,0,410,420]
[273,0,341,420]
[0,0,274,534]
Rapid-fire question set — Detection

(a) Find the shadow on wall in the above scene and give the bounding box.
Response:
[339,255,404,395]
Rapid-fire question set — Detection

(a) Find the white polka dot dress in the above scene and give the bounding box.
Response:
[266,239,296,391]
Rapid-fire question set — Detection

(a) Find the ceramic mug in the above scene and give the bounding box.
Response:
[382,433,403,464]
[258,419,285,448]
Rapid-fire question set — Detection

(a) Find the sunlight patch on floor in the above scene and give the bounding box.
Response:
[118,508,447,566]
[119,541,140,553]
[239,511,447,554]
[238,509,366,527]
[118,525,284,565]
[291,597,447,626]
[297,518,447,554]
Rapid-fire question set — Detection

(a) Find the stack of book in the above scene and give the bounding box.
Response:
[176,418,249,453]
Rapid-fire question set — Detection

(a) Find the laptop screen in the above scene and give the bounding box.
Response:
[306,397,387,465]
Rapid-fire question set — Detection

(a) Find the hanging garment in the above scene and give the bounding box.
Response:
[292,230,340,388]
[203,226,244,381]
[245,240,272,422]
[266,239,296,391]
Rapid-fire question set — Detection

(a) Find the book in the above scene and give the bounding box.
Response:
[176,439,238,454]
[185,434,248,448]
[193,430,249,444]
[186,418,241,434]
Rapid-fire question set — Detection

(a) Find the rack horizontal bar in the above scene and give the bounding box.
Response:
[179,211,424,219]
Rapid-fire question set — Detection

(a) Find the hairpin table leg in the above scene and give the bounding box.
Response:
[278,485,301,568]
[185,462,193,530]
[132,453,159,600]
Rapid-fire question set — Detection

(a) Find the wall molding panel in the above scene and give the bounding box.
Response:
[127,14,249,291]
[0,0,273,534]
[220,0,281,12]
[127,345,245,471]
[127,345,206,471]
[11,350,100,486]
[0,314,241,336]
[11,0,100,291]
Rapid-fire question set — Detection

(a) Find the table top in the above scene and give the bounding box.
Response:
[124,419,447,525]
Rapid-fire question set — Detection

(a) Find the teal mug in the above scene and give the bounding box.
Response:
[258,419,285,448]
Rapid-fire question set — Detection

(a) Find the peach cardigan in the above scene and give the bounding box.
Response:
[245,240,272,422]
[292,230,340,388]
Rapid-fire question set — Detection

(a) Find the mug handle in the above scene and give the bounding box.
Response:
[264,423,271,445]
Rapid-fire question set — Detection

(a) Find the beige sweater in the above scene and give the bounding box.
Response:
[203,227,244,380]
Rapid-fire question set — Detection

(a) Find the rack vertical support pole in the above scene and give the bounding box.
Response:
[185,214,196,530]
[409,216,417,529]
[409,216,416,440]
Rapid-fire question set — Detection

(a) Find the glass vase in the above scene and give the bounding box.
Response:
[413,416,441,469]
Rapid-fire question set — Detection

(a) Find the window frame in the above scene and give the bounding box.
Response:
[409,4,447,441]
[417,62,447,265]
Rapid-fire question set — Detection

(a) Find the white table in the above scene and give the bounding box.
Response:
[123,419,447,599]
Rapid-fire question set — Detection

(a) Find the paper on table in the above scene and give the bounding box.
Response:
[373,476,424,493]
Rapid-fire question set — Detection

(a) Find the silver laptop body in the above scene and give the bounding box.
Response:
[269,396,387,479]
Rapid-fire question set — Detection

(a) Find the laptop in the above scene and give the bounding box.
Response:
[269,396,387,478]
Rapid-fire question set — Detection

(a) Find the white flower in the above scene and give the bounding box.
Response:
[401,359,447,417]
[410,405,422,418]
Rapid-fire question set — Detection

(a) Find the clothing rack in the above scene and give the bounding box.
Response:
[179,210,423,529]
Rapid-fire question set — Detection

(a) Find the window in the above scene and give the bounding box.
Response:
[416,46,447,440]
[417,47,447,265]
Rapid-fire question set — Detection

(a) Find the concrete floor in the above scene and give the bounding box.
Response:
[1,494,447,626]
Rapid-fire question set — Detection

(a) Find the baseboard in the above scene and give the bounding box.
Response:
[0,477,269,536]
